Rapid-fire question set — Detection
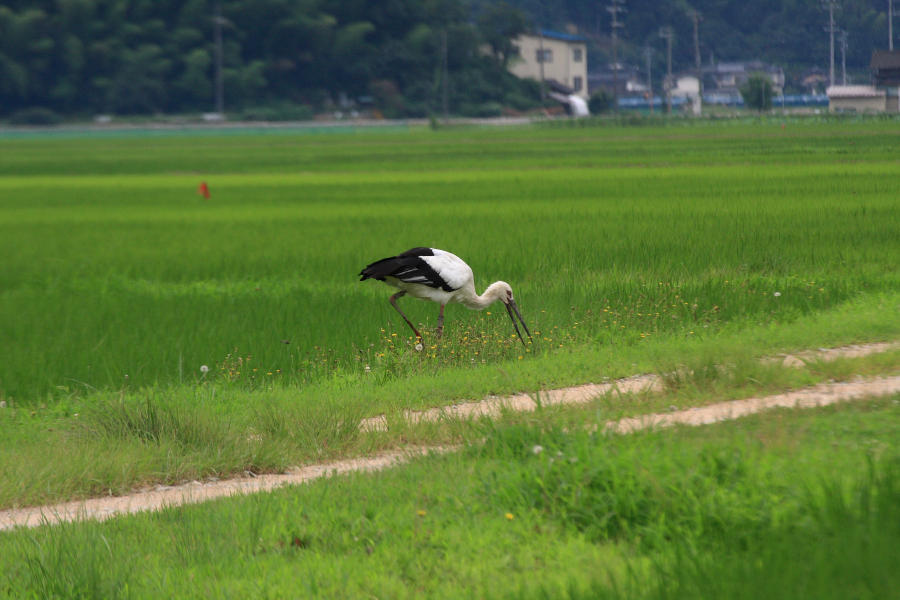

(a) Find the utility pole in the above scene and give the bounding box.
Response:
[822,1,839,87]
[659,26,674,113]
[839,30,848,85]
[441,29,449,121]
[643,46,653,114]
[538,29,546,105]
[213,1,225,115]
[607,0,626,111]
[691,10,703,115]
[890,0,894,50]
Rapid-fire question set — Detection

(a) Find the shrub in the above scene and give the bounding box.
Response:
[588,89,615,114]
[8,107,63,126]
[740,74,774,112]
[459,101,503,118]
[504,91,541,111]
[239,104,314,122]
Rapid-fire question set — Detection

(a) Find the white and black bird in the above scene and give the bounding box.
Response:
[360,247,531,346]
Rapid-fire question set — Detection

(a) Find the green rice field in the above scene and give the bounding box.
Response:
[1,118,899,403]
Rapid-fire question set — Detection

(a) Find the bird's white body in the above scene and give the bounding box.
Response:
[383,249,494,309]
[360,247,529,343]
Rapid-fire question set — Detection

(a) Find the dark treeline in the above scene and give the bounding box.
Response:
[0,0,540,119]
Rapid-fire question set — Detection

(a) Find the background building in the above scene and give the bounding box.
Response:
[508,30,589,99]
[826,85,887,113]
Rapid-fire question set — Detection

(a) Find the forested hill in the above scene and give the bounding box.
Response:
[0,1,892,120]
[499,0,891,81]
[0,0,538,120]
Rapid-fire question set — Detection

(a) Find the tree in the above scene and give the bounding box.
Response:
[477,1,530,67]
[0,0,538,118]
[740,73,773,111]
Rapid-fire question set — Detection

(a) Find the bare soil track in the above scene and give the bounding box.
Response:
[1,341,898,531]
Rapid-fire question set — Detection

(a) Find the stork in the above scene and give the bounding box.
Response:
[359,247,532,347]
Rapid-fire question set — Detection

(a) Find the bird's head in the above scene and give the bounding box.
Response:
[488,281,532,347]
[491,281,515,305]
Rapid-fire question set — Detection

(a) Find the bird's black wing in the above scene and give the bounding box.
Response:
[359,247,453,291]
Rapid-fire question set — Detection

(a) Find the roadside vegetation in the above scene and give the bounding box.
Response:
[2,394,897,598]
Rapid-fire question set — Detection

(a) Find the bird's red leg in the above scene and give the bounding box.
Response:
[389,291,421,340]
[436,304,445,339]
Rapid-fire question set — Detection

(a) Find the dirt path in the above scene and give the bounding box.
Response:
[360,341,900,431]
[0,447,452,531]
[1,341,897,531]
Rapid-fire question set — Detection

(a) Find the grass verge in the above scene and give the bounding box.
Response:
[1,395,897,598]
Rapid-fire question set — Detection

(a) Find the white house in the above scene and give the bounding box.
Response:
[508,29,588,99]
[826,85,886,113]
[671,75,701,115]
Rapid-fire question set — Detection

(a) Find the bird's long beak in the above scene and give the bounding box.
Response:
[505,299,532,348]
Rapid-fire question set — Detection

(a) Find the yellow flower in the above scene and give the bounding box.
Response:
[417,509,427,517]
[504,513,514,520]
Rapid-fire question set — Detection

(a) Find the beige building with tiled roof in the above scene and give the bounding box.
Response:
[508,30,588,99]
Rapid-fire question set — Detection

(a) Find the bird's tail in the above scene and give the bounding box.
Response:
[359,256,401,281]
[359,260,388,281]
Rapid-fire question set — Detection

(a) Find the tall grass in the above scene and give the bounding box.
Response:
[1,120,899,402]
[485,400,900,599]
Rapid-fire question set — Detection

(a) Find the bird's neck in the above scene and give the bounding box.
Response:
[464,281,506,310]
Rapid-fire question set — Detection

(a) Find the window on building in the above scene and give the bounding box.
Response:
[573,48,583,62]
[536,48,553,63]
[573,76,583,92]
